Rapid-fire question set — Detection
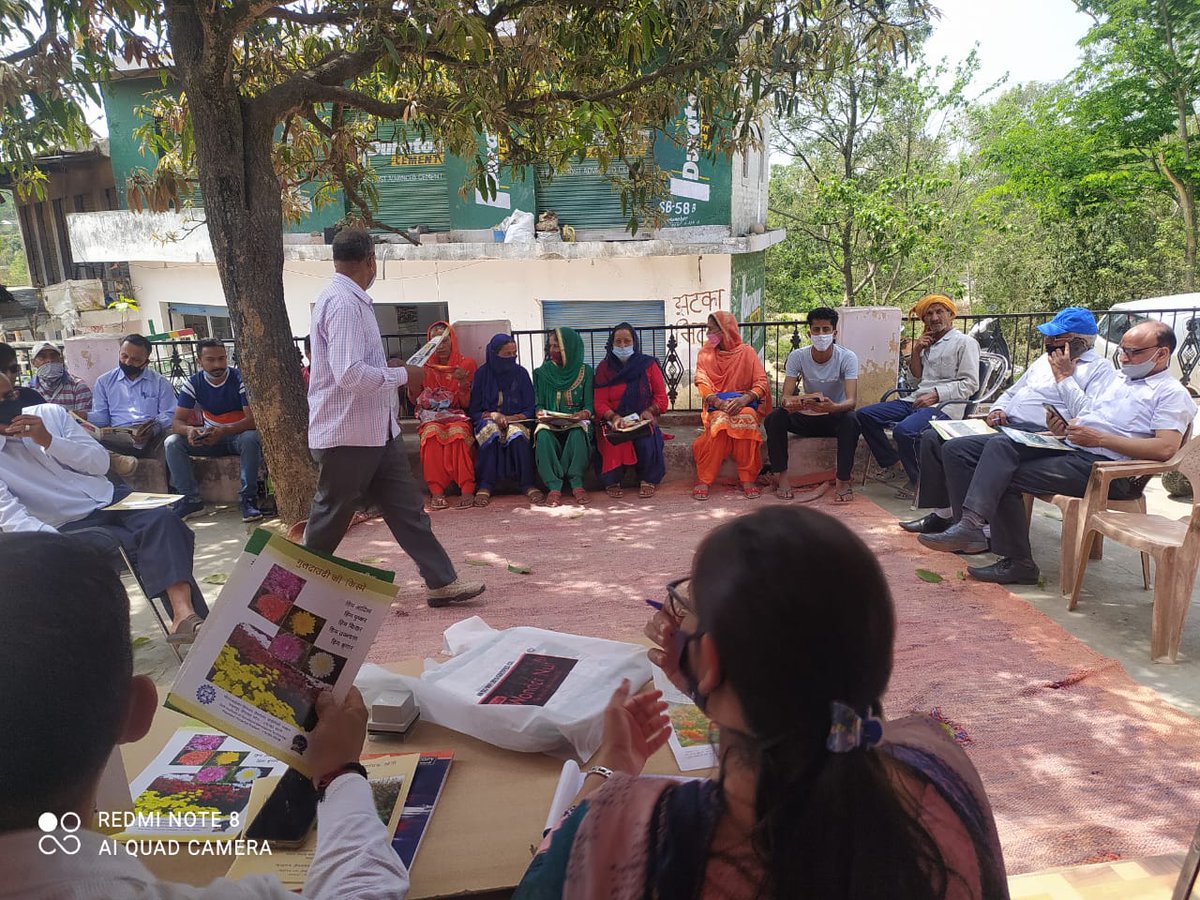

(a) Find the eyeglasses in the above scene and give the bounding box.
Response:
[1118,344,1159,358]
[665,577,692,619]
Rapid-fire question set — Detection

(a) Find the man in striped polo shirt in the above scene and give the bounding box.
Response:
[165,338,264,522]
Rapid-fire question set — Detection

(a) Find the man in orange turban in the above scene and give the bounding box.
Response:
[857,294,979,499]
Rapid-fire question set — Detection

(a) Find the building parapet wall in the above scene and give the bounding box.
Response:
[68,209,784,264]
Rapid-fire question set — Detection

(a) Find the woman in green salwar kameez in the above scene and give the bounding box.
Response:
[533,327,595,506]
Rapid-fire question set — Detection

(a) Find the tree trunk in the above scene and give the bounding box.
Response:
[1160,152,1198,291]
[166,5,318,524]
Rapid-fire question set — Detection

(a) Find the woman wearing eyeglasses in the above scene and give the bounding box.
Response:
[516,506,1007,900]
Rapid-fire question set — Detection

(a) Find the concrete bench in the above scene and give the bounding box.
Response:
[130,419,865,503]
[125,455,245,504]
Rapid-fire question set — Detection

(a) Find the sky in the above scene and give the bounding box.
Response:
[922,0,1093,91]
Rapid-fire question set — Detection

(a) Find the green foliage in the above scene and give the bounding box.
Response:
[767,4,1199,317]
[768,25,986,314]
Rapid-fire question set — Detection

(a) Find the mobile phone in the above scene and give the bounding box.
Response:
[1043,404,1067,422]
[244,768,317,848]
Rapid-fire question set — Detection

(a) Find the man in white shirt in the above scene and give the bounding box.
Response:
[918,321,1196,584]
[762,307,860,502]
[0,533,410,900]
[857,294,980,499]
[0,375,206,640]
[902,307,1115,536]
[304,229,483,608]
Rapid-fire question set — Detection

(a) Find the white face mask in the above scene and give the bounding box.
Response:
[810,334,835,352]
[1120,353,1161,380]
[612,345,635,360]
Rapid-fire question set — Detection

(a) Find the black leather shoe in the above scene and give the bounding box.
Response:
[899,512,952,534]
[918,522,989,554]
[967,558,1041,585]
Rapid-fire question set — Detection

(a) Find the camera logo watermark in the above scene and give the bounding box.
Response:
[38,812,82,856]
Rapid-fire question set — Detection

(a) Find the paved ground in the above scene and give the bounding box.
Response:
[130,479,1200,720]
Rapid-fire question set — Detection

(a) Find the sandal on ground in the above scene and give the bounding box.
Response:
[894,483,916,500]
[545,490,562,507]
[526,488,546,505]
[456,494,475,509]
[350,510,373,527]
[473,491,492,508]
[429,495,449,511]
[872,465,906,484]
[692,483,710,501]
[639,482,656,499]
[776,485,794,500]
[605,485,624,499]
[167,613,203,645]
[834,486,855,503]
[742,483,762,499]
[573,488,590,505]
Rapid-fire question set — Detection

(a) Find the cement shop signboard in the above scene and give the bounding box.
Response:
[653,94,732,228]
[445,132,535,230]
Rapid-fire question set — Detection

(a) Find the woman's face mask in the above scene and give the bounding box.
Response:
[810,334,835,352]
[612,345,635,361]
[706,333,721,348]
[667,626,711,713]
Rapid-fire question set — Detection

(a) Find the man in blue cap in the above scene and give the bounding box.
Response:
[913,317,1195,584]
[901,307,1115,538]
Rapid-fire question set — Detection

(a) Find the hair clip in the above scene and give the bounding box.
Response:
[827,701,883,753]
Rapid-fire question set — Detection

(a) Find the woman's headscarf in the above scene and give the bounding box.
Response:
[534,327,588,396]
[696,311,764,388]
[595,322,655,416]
[421,321,476,396]
[469,333,534,419]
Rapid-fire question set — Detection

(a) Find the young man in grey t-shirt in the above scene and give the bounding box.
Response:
[763,307,860,501]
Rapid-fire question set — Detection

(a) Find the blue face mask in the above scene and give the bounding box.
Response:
[612,345,635,361]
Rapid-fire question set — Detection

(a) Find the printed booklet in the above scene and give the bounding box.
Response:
[113,727,288,840]
[930,419,996,441]
[167,529,398,775]
[1000,426,1074,451]
[652,667,719,772]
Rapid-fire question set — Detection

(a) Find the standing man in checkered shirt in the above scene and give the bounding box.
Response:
[304,229,485,608]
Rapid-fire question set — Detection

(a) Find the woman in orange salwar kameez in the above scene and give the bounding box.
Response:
[409,321,478,509]
[692,311,771,501]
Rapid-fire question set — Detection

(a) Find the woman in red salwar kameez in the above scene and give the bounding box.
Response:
[409,321,478,509]
[593,323,668,499]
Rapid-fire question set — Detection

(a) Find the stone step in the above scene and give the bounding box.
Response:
[125,423,867,504]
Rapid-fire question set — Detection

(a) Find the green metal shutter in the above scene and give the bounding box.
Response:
[535,151,653,230]
[542,300,666,368]
[366,122,451,232]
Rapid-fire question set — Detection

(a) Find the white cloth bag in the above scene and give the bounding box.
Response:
[356,617,651,759]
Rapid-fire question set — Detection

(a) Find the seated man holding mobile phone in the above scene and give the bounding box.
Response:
[0,532,410,900]
[916,321,1194,584]
[762,307,860,502]
[901,306,1115,537]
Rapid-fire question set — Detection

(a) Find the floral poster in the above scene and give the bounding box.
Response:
[167,529,398,775]
[118,728,287,839]
[652,667,719,772]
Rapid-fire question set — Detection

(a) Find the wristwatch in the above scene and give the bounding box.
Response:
[315,761,368,800]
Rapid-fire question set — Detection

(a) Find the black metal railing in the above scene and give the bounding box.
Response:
[15,306,1198,411]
